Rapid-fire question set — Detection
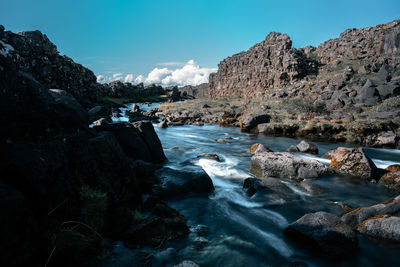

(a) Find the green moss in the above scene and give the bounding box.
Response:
[80,185,109,232]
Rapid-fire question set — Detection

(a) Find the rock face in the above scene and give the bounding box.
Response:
[249,152,332,180]
[209,32,318,98]
[284,212,358,259]
[0,29,99,102]
[329,147,378,180]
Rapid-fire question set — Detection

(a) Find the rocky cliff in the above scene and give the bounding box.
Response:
[208,20,400,102]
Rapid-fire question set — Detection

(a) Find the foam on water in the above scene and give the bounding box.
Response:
[281,181,312,197]
[196,157,250,180]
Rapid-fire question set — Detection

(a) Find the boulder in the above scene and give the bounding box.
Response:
[358,215,400,241]
[296,140,319,154]
[379,171,400,191]
[329,147,378,180]
[287,145,299,152]
[249,143,273,154]
[94,122,153,163]
[240,113,271,132]
[217,138,227,144]
[153,166,214,199]
[284,211,358,259]
[250,152,332,180]
[356,80,381,106]
[341,195,400,229]
[132,120,167,163]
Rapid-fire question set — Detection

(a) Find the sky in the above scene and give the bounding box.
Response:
[1,0,399,86]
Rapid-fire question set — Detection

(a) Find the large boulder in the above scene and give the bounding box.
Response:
[132,120,167,163]
[153,166,214,199]
[341,195,400,229]
[240,113,271,132]
[329,147,379,180]
[284,211,358,259]
[250,152,332,180]
[94,122,153,163]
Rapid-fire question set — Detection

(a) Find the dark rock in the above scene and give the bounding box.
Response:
[250,152,332,180]
[157,120,168,128]
[240,113,271,131]
[285,211,358,259]
[287,145,299,152]
[132,121,167,163]
[243,177,291,196]
[153,166,214,199]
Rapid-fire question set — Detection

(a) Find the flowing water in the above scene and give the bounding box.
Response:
[121,103,400,266]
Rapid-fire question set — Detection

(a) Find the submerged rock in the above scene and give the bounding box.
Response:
[329,147,378,180]
[250,152,332,180]
[197,153,221,162]
[243,177,291,196]
[285,211,358,259]
[153,166,214,199]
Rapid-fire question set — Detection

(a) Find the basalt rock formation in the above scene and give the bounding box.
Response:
[208,19,400,107]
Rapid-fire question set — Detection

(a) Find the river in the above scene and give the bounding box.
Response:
[117,103,400,266]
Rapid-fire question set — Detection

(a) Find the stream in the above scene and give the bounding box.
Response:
[117,103,400,266]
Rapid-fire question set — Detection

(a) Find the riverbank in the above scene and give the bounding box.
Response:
[154,96,400,148]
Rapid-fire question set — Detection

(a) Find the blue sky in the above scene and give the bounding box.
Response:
[1,0,399,85]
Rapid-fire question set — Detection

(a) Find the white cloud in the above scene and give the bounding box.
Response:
[144,67,173,84]
[96,59,216,86]
[96,75,105,83]
[135,75,145,84]
[112,73,123,81]
[124,74,134,83]
[160,60,216,86]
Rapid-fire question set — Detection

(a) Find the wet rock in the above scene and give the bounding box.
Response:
[250,152,332,180]
[92,117,110,126]
[197,153,221,162]
[285,211,358,259]
[243,177,291,196]
[295,140,318,154]
[240,113,271,132]
[249,143,273,154]
[358,215,400,241]
[173,261,200,267]
[379,171,400,191]
[329,147,379,180]
[322,150,335,159]
[153,166,214,199]
[217,138,227,144]
[193,236,209,249]
[386,164,400,172]
[299,179,324,194]
[341,195,400,229]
